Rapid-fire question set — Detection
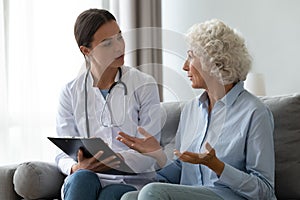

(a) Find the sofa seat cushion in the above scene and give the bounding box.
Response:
[13,161,65,199]
[260,94,300,199]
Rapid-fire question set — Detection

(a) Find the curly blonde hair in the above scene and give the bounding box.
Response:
[185,19,252,85]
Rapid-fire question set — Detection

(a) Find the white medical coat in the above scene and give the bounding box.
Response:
[55,66,161,189]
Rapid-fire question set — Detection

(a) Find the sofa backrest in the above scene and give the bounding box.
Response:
[160,101,185,158]
[260,94,300,199]
[160,94,300,199]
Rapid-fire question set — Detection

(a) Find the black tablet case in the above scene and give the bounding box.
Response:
[48,137,136,175]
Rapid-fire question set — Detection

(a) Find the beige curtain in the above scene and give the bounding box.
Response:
[110,0,163,100]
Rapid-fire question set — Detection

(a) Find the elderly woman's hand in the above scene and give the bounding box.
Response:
[174,142,225,176]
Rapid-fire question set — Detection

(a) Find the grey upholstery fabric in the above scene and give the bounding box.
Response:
[0,164,22,200]
[260,94,300,199]
[160,101,185,159]
[0,94,299,200]
[13,162,65,200]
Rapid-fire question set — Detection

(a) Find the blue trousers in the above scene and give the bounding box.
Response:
[121,182,223,200]
[63,169,137,200]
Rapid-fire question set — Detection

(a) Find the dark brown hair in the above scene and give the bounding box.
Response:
[74,9,116,49]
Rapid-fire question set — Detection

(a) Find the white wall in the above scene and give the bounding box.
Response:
[162,0,300,101]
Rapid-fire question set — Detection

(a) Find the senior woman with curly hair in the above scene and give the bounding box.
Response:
[119,19,276,200]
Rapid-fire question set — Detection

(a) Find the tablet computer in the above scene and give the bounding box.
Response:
[47,137,136,175]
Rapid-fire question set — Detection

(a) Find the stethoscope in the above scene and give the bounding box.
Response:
[84,65,128,138]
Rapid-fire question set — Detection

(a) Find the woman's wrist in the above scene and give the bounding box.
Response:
[207,157,225,177]
[145,148,167,168]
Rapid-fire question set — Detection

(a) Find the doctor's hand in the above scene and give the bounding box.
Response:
[117,127,167,168]
[174,142,225,176]
[71,149,120,174]
[117,127,162,154]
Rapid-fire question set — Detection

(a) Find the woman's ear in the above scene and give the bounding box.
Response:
[80,46,90,56]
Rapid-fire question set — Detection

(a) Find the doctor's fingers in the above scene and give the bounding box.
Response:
[93,150,117,163]
[117,136,132,146]
[117,136,140,152]
[137,127,153,138]
[118,129,153,144]
[118,132,137,143]
[77,149,84,162]
[99,158,121,169]
[94,161,120,173]
[94,156,121,172]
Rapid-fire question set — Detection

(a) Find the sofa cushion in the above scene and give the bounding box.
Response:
[260,94,300,199]
[0,164,22,200]
[13,161,65,199]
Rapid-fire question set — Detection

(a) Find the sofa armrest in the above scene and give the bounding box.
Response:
[0,164,22,200]
[13,161,65,199]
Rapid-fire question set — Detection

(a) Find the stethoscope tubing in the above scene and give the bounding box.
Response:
[84,66,127,137]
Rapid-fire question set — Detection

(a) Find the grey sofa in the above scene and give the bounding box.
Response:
[1,94,300,200]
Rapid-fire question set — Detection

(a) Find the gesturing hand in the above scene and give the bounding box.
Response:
[174,142,225,176]
[117,127,167,168]
[71,149,120,174]
[117,127,162,154]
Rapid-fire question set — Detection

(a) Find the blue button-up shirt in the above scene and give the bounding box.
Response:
[158,82,276,200]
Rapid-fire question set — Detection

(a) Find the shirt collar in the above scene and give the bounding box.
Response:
[222,81,245,107]
[199,91,209,107]
[80,66,123,91]
[198,81,245,107]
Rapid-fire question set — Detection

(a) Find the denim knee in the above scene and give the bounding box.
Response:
[66,169,100,186]
[99,184,137,200]
[63,169,101,200]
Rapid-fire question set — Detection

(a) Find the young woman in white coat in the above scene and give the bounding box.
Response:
[55,8,161,200]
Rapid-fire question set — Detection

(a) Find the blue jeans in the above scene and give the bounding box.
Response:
[63,169,137,200]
